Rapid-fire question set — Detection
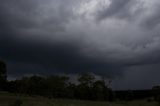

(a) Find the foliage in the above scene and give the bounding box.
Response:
[0,60,7,90]
[5,73,115,101]
[9,99,23,106]
[152,86,160,102]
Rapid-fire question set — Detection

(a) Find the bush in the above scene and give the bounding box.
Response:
[147,98,153,102]
[9,99,23,106]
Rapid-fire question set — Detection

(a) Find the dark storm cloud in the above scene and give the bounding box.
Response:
[1,0,160,89]
[113,63,160,90]
[96,0,132,20]
[0,0,72,33]
[0,0,125,77]
[0,33,124,77]
[141,5,160,29]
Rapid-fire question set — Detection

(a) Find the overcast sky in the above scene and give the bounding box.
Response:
[1,0,160,90]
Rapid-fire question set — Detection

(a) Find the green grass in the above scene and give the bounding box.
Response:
[0,92,159,106]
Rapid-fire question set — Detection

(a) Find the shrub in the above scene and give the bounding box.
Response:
[9,99,23,106]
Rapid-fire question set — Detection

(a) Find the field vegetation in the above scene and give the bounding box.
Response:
[0,92,159,106]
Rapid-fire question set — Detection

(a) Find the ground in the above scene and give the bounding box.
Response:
[0,92,158,106]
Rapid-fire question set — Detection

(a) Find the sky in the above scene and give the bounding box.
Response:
[0,0,160,90]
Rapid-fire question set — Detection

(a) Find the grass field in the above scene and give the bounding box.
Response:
[0,92,159,106]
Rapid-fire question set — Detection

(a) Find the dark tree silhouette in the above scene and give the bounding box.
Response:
[92,80,106,100]
[6,72,116,101]
[76,73,95,100]
[0,60,7,90]
[78,73,95,86]
[152,86,160,102]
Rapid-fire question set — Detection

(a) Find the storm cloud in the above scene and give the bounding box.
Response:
[1,0,160,89]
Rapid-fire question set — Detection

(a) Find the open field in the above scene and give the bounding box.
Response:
[0,92,159,106]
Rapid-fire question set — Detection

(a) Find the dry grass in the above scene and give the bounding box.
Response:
[0,92,158,106]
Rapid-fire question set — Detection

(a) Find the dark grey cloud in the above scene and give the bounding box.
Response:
[141,4,160,29]
[1,0,160,89]
[96,0,132,20]
[0,0,124,78]
[0,39,123,77]
[96,0,160,29]
[113,63,160,90]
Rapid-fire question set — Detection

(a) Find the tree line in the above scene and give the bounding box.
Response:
[0,60,115,101]
[1,60,160,102]
[6,74,115,101]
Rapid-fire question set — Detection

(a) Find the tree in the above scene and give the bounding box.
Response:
[45,75,69,98]
[76,73,95,100]
[66,82,76,99]
[92,80,106,100]
[152,86,160,102]
[78,73,95,87]
[0,61,7,90]
[125,90,134,101]
[92,79,115,101]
